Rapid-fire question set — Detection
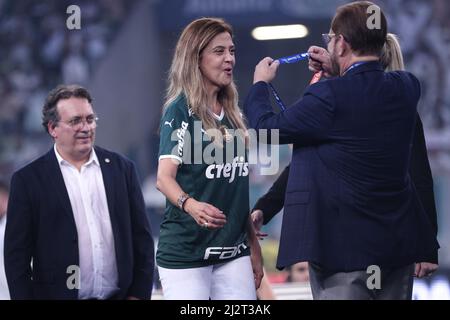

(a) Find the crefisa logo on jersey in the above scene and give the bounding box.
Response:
[205,156,249,183]
[203,243,248,260]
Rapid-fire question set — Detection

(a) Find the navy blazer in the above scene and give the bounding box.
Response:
[4,146,154,299]
[252,117,439,260]
[244,61,439,272]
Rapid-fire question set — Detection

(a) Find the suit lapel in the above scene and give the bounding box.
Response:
[44,149,76,223]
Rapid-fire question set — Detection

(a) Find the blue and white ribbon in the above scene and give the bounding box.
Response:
[277,52,309,64]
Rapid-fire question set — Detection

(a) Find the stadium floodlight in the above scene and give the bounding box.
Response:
[251,24,309,41]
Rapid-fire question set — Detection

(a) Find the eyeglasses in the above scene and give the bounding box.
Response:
[59,115,98,130]
[322,33,336,46]
[322,33,348,46]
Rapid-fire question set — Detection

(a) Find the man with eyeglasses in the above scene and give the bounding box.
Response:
[4,84,154,300]
[244,1,439,299]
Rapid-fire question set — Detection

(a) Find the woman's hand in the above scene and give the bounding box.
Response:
[253,57,280,84]
[184,198,227,229]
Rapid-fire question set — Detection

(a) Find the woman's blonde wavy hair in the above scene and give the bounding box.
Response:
[164,17,247,136]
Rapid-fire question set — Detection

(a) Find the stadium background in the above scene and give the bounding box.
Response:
[1,0,449,299]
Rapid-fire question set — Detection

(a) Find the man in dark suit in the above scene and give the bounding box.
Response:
[251,116,438,276]
[4,85,154,300]
[244,1,439,299]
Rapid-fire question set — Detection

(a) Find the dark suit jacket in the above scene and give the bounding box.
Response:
[253,116,439,258]
[244,61,439,272]
[4,146,154,299]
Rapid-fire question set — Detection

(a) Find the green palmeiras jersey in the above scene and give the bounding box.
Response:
[157,94,250,269]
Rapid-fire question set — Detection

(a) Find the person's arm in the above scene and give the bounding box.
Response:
[252,165,290,225]
[4,172,33,299]
[246,215,263,290]
[244,58,335,146]
[156,159,226,229]
[410,115,438,235]
[125,162,155,300]
[409,115,439,276]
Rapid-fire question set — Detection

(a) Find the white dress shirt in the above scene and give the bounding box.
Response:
[55,145,119,299]
[0,215,10,300]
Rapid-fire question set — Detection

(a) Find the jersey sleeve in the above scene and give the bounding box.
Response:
[158,102,191,164]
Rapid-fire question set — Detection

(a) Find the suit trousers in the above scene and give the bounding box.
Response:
[309,262,415,300]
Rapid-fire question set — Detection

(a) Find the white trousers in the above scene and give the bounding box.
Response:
[158,255,256,300]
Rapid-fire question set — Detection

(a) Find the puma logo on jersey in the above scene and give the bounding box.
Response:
[164,119,174,128]
[177,121,189,157]
[204,243,248,260]
[205,156,249,183]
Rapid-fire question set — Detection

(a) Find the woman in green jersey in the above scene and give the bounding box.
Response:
[156,17,263,300]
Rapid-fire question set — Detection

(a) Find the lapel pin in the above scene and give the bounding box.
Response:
[105,158,110,163]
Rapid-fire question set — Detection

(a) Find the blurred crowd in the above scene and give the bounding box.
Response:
[0,0,134,179]
[377,0,450,171]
